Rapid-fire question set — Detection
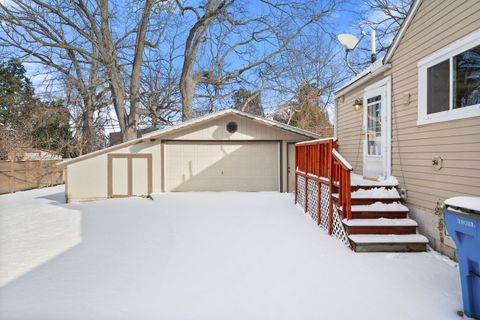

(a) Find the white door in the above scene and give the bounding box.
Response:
[363,85,389,179]
[165,141,280,191]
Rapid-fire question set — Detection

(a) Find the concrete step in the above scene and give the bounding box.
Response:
[348,234,429,252]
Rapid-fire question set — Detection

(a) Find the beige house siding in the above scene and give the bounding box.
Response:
[65,113,312,202]
[335,0,480,257]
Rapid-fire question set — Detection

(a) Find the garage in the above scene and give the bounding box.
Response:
[59,109,320,202]
[165,141,279,192]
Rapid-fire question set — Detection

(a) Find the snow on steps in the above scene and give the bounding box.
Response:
[350,174,398,186]
[342,218,417,227]
[341,202,410,219]
[333,187,401,205]
[348,234,429,252]
[352,202,408,212]
[342,218,418,235]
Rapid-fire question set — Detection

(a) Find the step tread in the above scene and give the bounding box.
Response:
[348,234,429,244]
[351,202,409,212]
[351,174,398,187]
[343,218,418,227]
[351,187,400,199]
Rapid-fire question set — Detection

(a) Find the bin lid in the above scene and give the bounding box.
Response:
[444,196,480,214]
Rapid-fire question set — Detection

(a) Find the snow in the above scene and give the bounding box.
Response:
[348,234,429,244]
[351,187,400,199]
[352,201,409,212]
[351,173,399,186]
[343,218,418,227]
[332,149,353,170]
[0,186,465,320]
[444,196,480,214]
[295,137,337,145]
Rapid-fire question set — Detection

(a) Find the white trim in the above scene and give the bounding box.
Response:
[384,0,422,64]
[362,76,392,178]
[417,29,480,125]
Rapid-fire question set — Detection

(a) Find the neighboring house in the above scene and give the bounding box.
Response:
[7,149,62,161]
[334,0,480,258]
[108,128,157,146]
[58,109,319,202]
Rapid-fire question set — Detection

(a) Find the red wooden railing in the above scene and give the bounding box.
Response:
[332,149,353,220]
[295,138,353,234]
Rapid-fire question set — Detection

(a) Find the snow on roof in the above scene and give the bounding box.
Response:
[444,196,480,213]
[58,109,320,167]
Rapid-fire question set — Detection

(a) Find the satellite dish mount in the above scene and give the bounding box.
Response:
[337,31,367,75]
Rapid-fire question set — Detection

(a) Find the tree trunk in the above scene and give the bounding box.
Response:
[180,66,195,121]
[82,103,95,154]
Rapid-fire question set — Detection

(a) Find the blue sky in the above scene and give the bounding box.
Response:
[13,0,382,131]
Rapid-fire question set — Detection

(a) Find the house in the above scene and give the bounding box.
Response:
[58,109,320,202]
[7,148,62,161]
[331,0,480,257]
[108,128,157,147]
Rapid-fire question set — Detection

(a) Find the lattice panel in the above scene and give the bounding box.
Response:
[319,184,330,230]
[332,204,349,245]
[294,176,349,248]
[296,175,306,208]
[307,179,319,222]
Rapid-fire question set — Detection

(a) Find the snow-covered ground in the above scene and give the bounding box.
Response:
[0,186,464,320]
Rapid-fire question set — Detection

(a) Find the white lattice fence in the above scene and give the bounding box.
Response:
[296,175,306,209]
[307,179,318,222]
[295,173,349,246]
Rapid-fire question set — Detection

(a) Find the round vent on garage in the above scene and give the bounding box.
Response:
[226,121,238,133]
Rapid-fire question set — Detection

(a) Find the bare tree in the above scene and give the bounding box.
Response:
[360,0,411,54]
[0,0,173,142]
[269,29,348,133]
[347,0,412,70]
[175,0,337,121]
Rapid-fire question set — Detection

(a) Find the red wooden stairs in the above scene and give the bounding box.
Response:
[295,138,428,253]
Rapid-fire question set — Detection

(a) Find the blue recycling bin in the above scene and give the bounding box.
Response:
[443,196,480,319]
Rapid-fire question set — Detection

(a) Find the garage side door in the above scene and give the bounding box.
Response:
[108,154,152,198]
[165,142,279,192]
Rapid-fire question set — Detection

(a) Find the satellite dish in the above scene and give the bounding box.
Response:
[337,34,359,50]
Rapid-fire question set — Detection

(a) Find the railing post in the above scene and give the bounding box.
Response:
[328,143,334,235]
[346,170,352,220]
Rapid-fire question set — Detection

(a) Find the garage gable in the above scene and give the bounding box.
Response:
[163,113,309,141]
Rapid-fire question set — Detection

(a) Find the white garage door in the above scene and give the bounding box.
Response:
[165,141,279,192]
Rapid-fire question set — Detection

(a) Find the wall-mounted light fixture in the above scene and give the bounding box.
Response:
[353,98,363,111]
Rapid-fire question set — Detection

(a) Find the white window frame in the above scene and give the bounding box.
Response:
[417,30,480,125]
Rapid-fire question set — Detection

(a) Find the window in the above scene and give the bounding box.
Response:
[418,31,480,125]
[366,95,382,156]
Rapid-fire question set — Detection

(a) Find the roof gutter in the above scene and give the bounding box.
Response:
[333,63,391,99]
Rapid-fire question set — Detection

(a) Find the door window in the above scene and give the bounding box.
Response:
[366,95,382,156]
